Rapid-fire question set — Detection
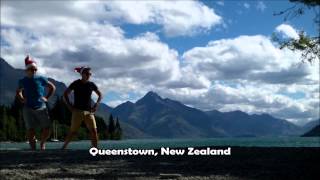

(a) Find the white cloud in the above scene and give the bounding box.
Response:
[1,0,318,124]
[244,3,250,9]
[1,0,209,98]
[182,35,318,84]
[171,34,319,124]
[216,1,224,6]
[256,1,267,12]
[157,81,319,125]
[1,0,222,37]
[108,100,127,108]
[103,1,223,36]
[276,24,299,40]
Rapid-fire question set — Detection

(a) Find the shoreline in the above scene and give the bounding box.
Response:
[1,146,319,179]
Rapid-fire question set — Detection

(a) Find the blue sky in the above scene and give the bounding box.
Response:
[107,0,317,108]
[1,0,319,125]
[121,0,317,54]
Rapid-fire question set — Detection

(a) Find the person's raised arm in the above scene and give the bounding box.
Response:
[42,81,56,102]
[63,88,74,111]
[92,89,102,112]
[16,87,25,104]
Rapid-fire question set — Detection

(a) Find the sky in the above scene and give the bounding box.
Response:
[1,0,319,125]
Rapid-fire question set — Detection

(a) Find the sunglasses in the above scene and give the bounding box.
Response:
[84,72,92,76]
[28,68,37,72]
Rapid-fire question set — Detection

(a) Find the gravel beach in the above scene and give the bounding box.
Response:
[1,146,319,180]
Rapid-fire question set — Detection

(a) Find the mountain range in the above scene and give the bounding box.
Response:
[0,57,318,138]
[302,125,320,137]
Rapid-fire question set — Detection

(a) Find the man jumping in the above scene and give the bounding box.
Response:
[16,55,56,150]
[62,66,102,149]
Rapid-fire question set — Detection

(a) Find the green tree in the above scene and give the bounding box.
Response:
[6,115,18,141]
[108,114,115,139]
[114,117,122,140]
[273,0,319,63]
[0,106,18,141]
[10,98,26,141]
[50,96,71,125]
[96,116,108,139]
[0,106,8,141]
[0,96,112,142]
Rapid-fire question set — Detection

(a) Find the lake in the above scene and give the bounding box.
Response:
[1,137,319,150]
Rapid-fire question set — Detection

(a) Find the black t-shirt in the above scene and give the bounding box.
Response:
[69,79,98,111]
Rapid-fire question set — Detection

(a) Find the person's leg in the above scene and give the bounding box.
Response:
[89,128,98,148]
[84,113,98,148]
[61,110,82,150]
[23,107,37,150]
[27,128,36,150]
[36,108,52,150]
[61,131,78,150]
[40,128,51,150]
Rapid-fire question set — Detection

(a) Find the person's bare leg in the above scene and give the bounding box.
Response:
[89,128,98,148]
[61,131,77,150]
[27,129,36,150]
[40,128,51,150]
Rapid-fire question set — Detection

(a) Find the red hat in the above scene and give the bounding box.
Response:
[74,66,90,74]
[25,55,37,69]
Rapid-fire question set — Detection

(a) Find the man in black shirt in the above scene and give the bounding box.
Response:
[62,67,102,149]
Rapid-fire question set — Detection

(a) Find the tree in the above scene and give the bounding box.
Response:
[0,96,111,141]
[96,116,108,139]
[0,106,19,141]
[10,98,25,141]
[108,114,115,139]
[0,106,8,140]
[114,117,122,140]
[273,0,319,63]
[49,96,71,125]
[115,117,121,131]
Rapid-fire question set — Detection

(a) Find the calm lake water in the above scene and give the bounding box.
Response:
[1,137,320,150]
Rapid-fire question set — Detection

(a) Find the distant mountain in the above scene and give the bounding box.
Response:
[0,57,66,107]
[111,91,227,138]
[0,57,25,106]
[1,57,306,139]
[205,110,302,137]
[302,125,320,137]
[0,57,145,139]
[0,57,112,109]
[302,120,319,133]
[111,91,303,138]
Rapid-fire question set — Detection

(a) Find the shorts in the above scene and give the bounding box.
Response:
[23,106,52,130]
[70,109,97,132]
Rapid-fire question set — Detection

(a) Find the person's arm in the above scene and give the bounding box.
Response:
[63,87,74,111]
[92,88,102,112]
[16,87,25,104]
[16,80,25,103]
[42,81,56,102]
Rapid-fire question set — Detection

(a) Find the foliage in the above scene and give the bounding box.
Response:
[273,0,319,63]
[0,96,123,141]
[106,114,123,140]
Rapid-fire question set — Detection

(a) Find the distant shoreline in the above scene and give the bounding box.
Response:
[1,137,320,151]
[1,146,319,179]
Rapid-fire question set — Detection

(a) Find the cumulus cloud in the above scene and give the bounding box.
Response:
[256,1,267,12]
[1,0,222,37]
[275,24,299,40]
[1,0,318,124]
[244,3,250,9]
[103,1,222,36]
[174,34,319,124]
[157,81,319,124]
[182,35,318,84]
[0,0,209,97]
